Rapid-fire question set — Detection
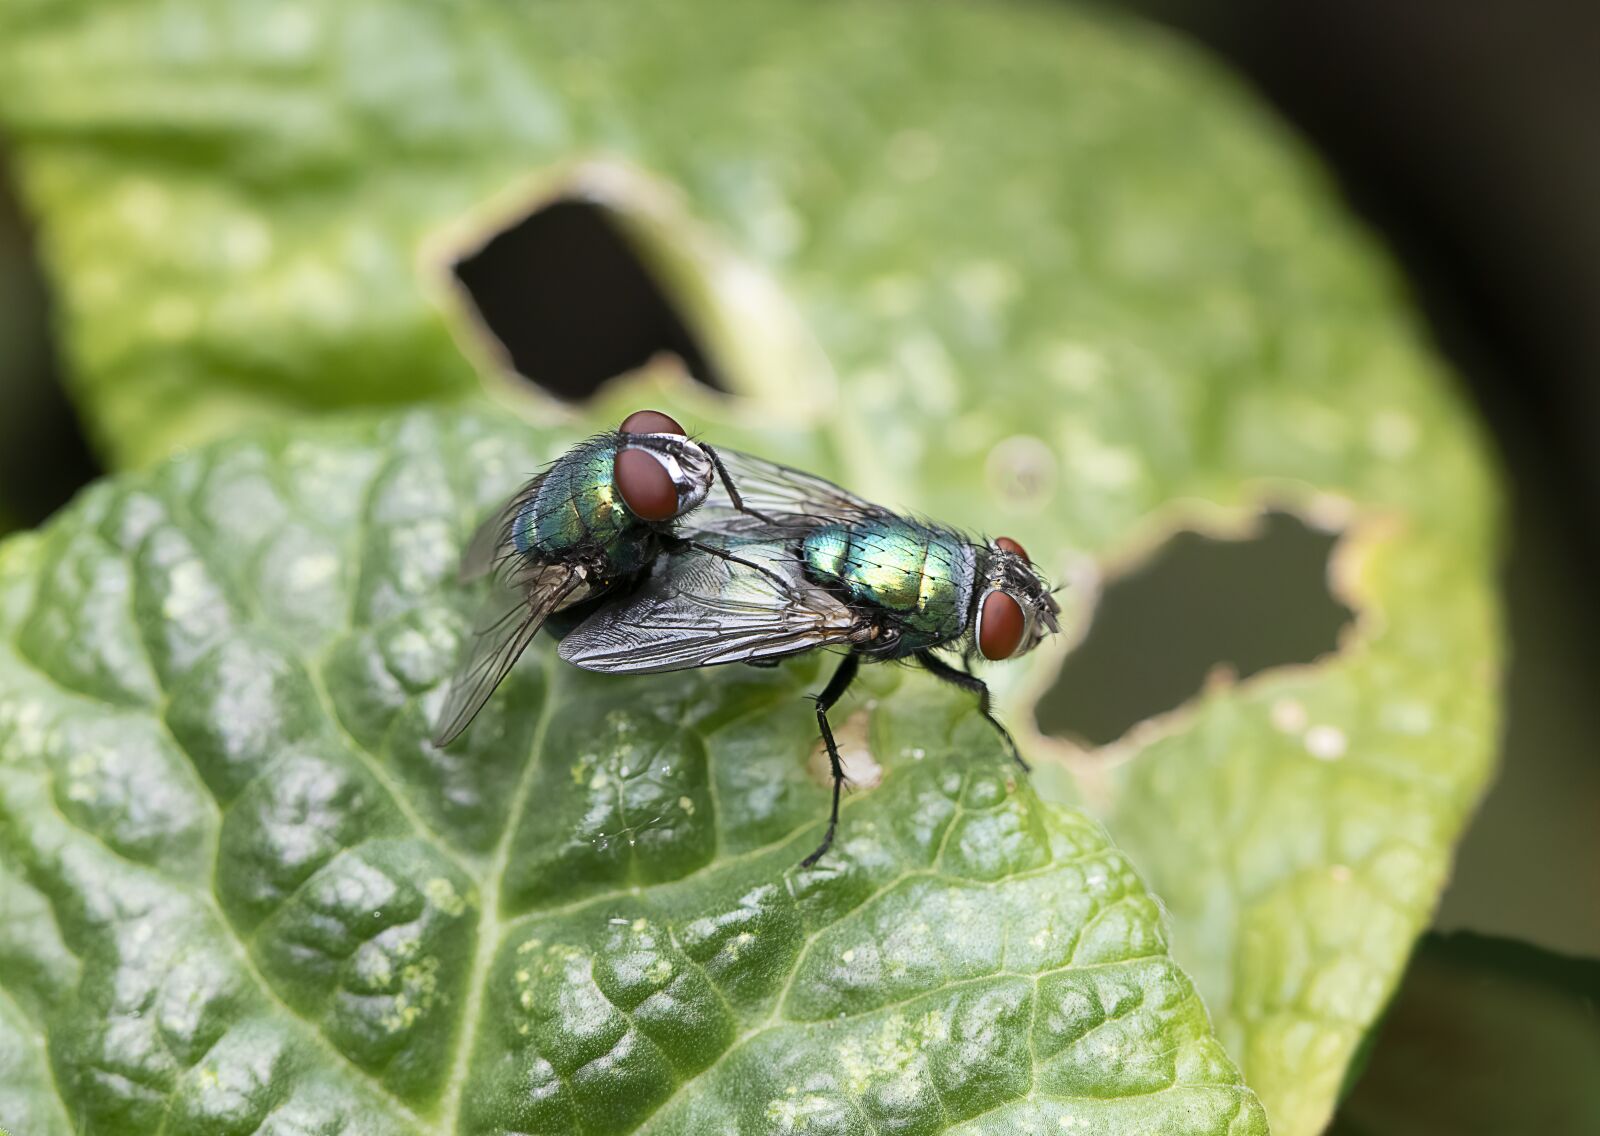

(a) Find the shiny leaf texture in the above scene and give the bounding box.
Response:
[0,409,1266,1135]
[0,0,1503,1131]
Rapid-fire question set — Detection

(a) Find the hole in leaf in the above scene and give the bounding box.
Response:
[452,199,725,401]
[0,150,102,525]
[1036,510,1355,748]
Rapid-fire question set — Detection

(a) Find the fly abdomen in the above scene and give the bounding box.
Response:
[801,520,974,653]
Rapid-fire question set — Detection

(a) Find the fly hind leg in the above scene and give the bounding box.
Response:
[914,650,1031,773]
[801,652,861,868]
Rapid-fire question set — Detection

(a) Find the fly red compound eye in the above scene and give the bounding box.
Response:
[619,409,685,436]
[977,590,1027,660]
[615,448,680,521]
[995,536,1029,563]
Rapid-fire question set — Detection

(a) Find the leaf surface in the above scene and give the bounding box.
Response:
[0,0,1504,1130]
[0,410,1265,1135]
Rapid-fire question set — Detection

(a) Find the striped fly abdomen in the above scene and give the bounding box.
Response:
[801,519,975,654]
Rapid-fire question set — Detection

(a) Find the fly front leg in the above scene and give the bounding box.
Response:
[914,650,1031,773]
[703,444,779,525]
[800,652,862,868]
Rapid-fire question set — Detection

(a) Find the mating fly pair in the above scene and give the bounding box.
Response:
[434,411,1061,865]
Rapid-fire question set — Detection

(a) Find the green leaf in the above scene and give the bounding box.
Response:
[0,0,1503,1131]
[1330,933,1600,1135]
[0,409,1266,1135]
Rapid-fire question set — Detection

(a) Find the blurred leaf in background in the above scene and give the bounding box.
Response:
[0,1,1503,1133]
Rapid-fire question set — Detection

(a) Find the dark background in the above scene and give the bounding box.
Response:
[1,1,1596,1128]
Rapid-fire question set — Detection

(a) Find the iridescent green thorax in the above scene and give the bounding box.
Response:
[801,519,975,653]
[513,437,652,574]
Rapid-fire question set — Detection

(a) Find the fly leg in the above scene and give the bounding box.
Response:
[664,534,797,592]
[704,444,780,525]
[801,652,861,868]
[914,650,1031,773]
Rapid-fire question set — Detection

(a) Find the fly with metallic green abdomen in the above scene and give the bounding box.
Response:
[430,409,768,746]
[801,520,976,656]
[558,449,1062,865]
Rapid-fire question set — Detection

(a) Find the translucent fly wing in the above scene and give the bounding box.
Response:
[458,471,548,583]
[558,541,858,674]
[701,447,887,533]
[432,558,591,746]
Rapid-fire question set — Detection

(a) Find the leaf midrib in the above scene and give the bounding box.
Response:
[436,652,563,1131]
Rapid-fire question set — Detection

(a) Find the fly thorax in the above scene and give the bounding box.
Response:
[947,542,978,623]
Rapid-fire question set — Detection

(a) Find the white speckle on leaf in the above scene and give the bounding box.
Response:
[161,559,211,623]
[1270,698,1308,734]
[287,552,338,591]
[65,751,99,802]
[837,1012,940,1096]
[1330,864,1353,883]
[3,701,47,752]
[423,877,466,918]
[810,708,881,790]
[1305,725,1347,760]
[765,1092,834,1131]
